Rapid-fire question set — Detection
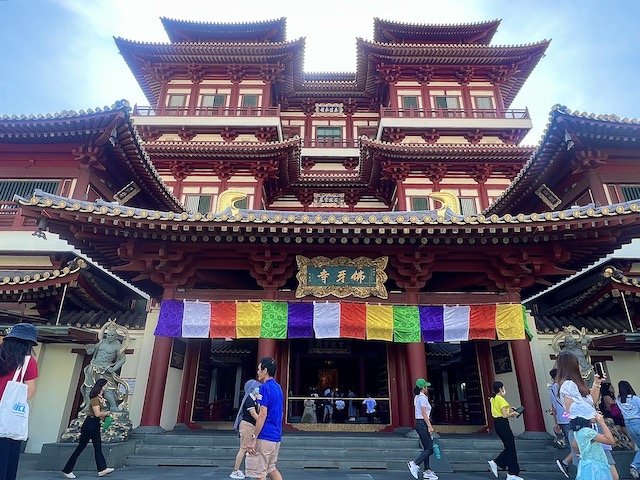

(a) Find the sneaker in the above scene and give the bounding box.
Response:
[488,460,498,478]
[407,461,419,479]
[97,468,114,477]
[506,475,525,480]
[62,474,76,479]
[423,471,438,479]
[630,466,639,479]
[230,470,246,479]
[556,459,569,478]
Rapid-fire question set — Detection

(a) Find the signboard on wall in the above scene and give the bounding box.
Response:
[491,342,513,374]
[315,103,344,116]
[312,192,346,208]
[295,255,388,298]
[170,338,186,370]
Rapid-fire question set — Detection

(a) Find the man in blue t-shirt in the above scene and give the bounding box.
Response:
[246,357,284,480]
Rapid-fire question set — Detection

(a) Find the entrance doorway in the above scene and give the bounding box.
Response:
[192,338,257,423]
[426,342,485,425]
[287,339,389,425]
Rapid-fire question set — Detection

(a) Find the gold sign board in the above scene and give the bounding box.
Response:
[295,256,388,299]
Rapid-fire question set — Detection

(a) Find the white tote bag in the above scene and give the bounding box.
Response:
[0,356,30,440]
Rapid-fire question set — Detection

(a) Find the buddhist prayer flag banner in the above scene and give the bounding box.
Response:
[155,300,529,342]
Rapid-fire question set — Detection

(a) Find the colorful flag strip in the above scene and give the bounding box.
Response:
[155,300,528,341]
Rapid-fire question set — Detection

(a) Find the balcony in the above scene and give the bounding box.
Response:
[132,105,283,139]
[377,107,532,140]
[301,138,360,158]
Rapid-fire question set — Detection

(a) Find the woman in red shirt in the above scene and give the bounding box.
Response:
[0,323,39,480]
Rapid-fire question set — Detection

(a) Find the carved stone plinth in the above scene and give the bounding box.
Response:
[60,410,132,443]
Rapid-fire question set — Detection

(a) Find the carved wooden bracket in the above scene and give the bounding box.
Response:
[248,248,295,289]
[344,190,361,208]
[343,98,358,115]
[382,162,411,182]
[227,65,246,84]
[255,127,278,143]
[141,62,175,84]
[220,127,239,143]
[385,128,405,143]
[422,129,440,144]
[571,149,608,174]
[296,189,314,207]
[177,127,197,142]
[187,64,207,84]
[260,63,285,83]
[301,98,315,116]
[375,64,402,84]
[301,158,316,171]
[342,158,359,172]
[500,129,520,145]
[251,160,279,180]
[503,165,522,181]
[139,126,162,142]
[455,66,474,86]
[169,161,194,181]
[471,165,493,184]
[212,162,234,180]
[423,164,447,183]
[388,251,436,290]
[416,66,435,85]
[488,65,518,86]
[72,144,105,170]
[464,129,483,145]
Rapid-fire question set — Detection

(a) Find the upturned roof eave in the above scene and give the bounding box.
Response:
[372,18,502,45]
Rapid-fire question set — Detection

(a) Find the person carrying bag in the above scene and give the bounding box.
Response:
[0,323,39,480]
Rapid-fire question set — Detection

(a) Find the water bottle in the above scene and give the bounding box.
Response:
[433,440,442,459]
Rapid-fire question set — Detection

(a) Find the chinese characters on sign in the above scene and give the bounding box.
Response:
[308,266,375,287]
[296,256,388,299]
[312,192,346,208]
[314,103,344,116]
[308,339,352,354]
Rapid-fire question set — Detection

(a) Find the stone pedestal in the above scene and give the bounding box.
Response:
[38,440,139,470]
[60,410,132,443]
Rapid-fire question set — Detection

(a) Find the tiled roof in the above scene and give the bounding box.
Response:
[486,105,640,216]
[160,17,287,44]
[0,101,183,212]
[534,314,630,335]
[0,259,85,288]
[372,18,501,45]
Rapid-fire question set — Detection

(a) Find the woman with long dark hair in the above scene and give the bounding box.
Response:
[616,381,640,479]
[62,378,114,478]
[0,323,39,480]
[487,381,523,480]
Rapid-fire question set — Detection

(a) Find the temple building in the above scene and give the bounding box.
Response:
[1,17,639,453]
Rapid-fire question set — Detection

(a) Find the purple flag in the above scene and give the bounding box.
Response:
[155,299,184,337]
[288,302,314,338]
[420,306,444,342]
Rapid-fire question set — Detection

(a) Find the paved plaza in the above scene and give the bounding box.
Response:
[17,453,570,480]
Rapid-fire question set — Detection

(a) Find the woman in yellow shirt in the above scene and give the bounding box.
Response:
[488,381,524,480]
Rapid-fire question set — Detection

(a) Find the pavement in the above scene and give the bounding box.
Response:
[17,454,570,480]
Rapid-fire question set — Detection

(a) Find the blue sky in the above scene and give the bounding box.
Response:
[1,0,639,144]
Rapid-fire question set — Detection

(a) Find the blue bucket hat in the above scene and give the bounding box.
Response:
[5,323,38,345]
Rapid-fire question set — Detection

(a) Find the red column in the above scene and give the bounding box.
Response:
[253,177,264,210]
[587,172,608,206]
[386,344,400,430]
[395,344,413,427]
[511,339,546,432]
[476,340,495,432]
[139,335,173,427]
[176,339,199,426]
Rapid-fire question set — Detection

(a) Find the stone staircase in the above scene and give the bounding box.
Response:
[125,431,567,474]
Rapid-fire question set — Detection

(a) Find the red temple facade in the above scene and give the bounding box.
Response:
[3,17,640,443]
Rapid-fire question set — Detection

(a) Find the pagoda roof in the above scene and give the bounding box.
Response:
[145,137,300,160]
[15,190,640,298]
[356,39,550,108]
[373,18,501,45]
[0,102,182,212]
[114,37,306,105]
[486,105,640,215]
[160,17,287,43]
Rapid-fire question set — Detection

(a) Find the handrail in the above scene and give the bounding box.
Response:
[133,105,281,117]
[380,107,530,120]
[301,138,359,148]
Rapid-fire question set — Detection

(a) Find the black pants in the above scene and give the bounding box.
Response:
[414,419,434,470]
[0,437,22,480]
[493,417,519,475]
[63,416,107,473]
